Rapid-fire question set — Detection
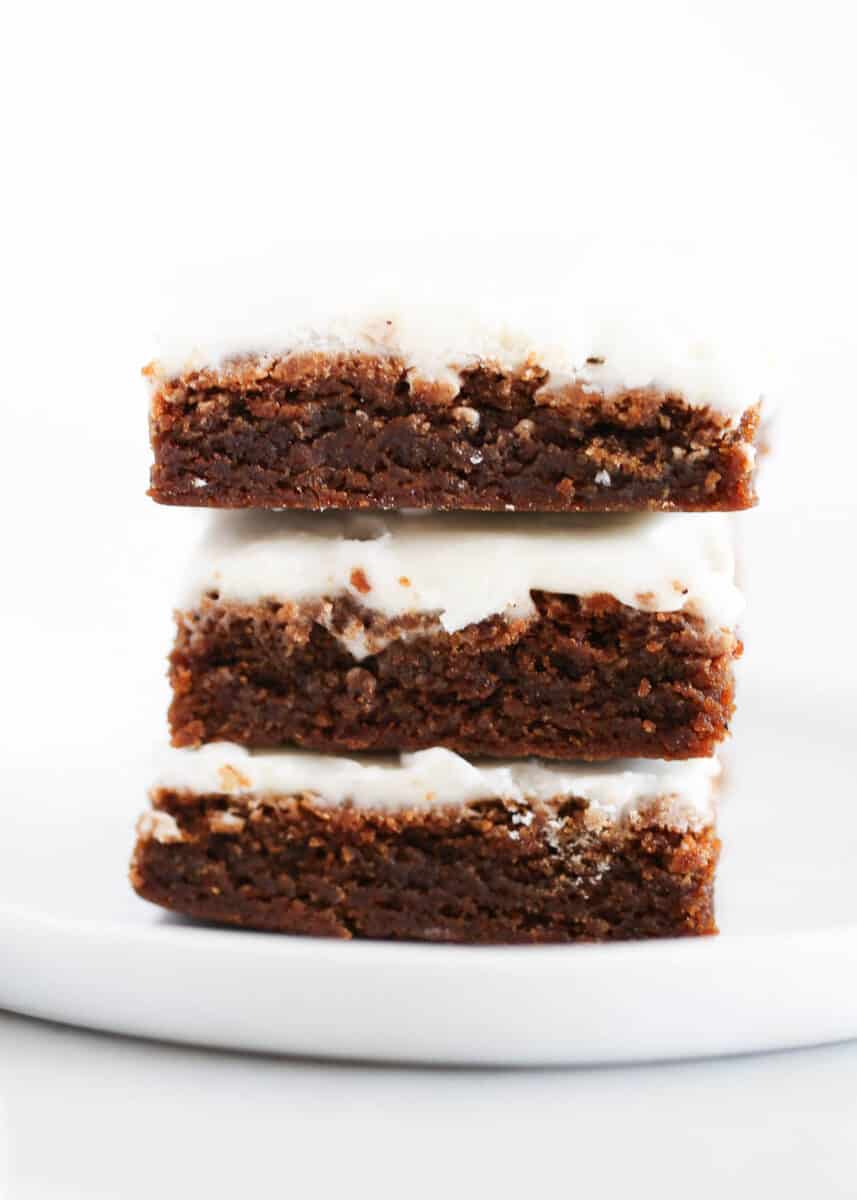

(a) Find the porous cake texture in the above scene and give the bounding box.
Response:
[146,252,766,514]
[168,511,742,761]
[148,353,759,513]
[132,746,721,943]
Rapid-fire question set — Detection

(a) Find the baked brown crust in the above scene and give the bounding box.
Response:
[168,592,739,760]
[147,354,759,512]
[131,789,719,942]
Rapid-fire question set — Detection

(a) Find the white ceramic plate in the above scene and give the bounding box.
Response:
[1,672,855,1066]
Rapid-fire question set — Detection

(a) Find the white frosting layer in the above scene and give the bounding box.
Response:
[184,510,742,647]
[149,240,769,421]
[151,744,719,832]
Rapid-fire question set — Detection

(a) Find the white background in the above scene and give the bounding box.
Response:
[2,1,856,1196]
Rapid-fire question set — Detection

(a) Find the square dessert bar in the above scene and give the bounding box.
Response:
[168,510,742,762]
[145,251,767,516]
[147,350,760,514]
[132,746,721,943]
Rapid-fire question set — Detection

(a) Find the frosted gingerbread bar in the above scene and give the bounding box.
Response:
[146,299,762,513]
[132,746,721,942]
[168,510,743,762]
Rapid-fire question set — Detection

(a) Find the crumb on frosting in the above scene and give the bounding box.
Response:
[349,567,371,594]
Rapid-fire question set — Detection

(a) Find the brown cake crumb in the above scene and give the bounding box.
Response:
[131,788,720,942]
[147,353,760,513]
[349,567,371,594]
[168,591,740,761]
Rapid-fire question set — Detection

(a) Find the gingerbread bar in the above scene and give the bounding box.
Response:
[169,510,742,761]
[132,745,721,942]
[146,293,762,513]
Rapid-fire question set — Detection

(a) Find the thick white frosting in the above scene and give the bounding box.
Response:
[183,510,742,648]
[150,744,719,832]
[148,239,769,421]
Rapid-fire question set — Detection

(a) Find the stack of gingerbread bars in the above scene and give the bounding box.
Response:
[132,300,761,942]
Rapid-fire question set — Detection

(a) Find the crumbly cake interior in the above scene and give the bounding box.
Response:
[149,355,759,512]
[169,591,739,761]
[132,788,719,942]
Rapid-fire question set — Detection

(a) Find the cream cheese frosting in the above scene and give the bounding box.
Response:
[148,239,770,421]
[182,510,743,649]
[150,744,720,832]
